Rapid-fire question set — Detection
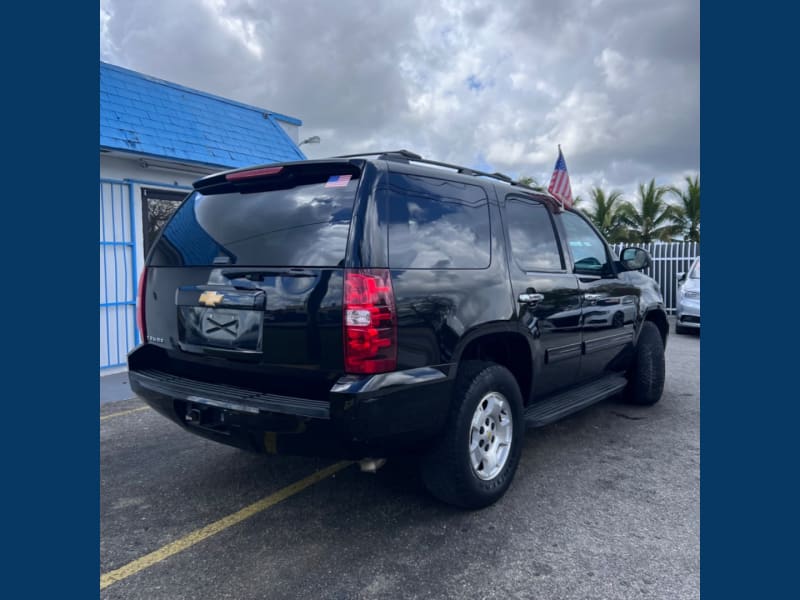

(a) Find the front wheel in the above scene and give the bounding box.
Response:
[625,321,666,405]
[420,361,524,509]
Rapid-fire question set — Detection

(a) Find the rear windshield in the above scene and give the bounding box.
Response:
[149,174,359,267]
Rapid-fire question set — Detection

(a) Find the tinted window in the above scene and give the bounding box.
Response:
[561,211,612,275]
[149,176,358,267]
[505,198,562,271]
[386,172,490,269]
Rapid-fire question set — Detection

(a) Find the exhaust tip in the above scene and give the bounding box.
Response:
[358,458,387,473]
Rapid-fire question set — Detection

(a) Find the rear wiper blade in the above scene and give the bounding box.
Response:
[226,277,260,290]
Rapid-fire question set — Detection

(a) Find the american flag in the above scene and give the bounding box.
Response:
[548,147,573,209]
[325,174,352,188]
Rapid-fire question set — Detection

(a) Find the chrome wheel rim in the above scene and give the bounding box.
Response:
[469,392,513,481]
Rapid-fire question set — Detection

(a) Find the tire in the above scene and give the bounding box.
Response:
[420,361,524,509]
[625,321,666,406]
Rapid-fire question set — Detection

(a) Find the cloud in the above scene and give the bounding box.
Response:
[594,48,648,89]
[100,0,699,203]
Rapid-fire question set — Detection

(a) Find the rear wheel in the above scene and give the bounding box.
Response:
[625,321,666,405]
[420,361,524,509]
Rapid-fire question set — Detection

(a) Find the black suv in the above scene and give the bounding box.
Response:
[129,150,668,509]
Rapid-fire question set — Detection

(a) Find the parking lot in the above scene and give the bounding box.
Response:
[100,328,699,600]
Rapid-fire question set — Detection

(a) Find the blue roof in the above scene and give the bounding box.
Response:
[100,62,305,168]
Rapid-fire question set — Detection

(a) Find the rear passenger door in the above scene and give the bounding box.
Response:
[558,211,640,381]
[503,196,583,398]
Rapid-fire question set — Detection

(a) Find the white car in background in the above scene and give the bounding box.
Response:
[675,256,700,334]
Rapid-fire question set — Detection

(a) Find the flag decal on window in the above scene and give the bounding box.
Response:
[325,174,352,188]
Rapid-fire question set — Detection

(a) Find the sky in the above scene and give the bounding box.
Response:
[100,0,699,205]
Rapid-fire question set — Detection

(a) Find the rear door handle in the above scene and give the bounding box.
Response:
[518,293,545,305]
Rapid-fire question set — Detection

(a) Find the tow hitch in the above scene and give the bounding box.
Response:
[183,403,227,432]
[185,407,203,424]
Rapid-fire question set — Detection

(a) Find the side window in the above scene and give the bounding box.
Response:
[504,197,563,271]
[386,172,491,269]
[142,187,187,255]
[560,211,612,276]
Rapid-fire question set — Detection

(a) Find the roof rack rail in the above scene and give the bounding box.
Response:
[331,149,561,207]
[335,149,422,160]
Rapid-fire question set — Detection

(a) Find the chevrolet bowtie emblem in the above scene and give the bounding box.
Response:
[198,291,224,307]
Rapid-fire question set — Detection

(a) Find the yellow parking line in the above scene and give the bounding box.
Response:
[100,460,353,590]
[100,406,150,421]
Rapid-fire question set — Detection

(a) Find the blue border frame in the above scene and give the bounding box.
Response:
[9,6,98,594]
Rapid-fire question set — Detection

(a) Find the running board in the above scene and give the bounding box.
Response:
[524,374,628,428]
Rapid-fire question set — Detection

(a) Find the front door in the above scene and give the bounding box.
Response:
[558,211,641,381]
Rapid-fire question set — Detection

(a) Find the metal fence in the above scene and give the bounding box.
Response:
[611,242,699,313]
[100,179,137,369]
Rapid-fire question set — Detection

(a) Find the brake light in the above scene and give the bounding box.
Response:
[343,269,397,374]
[136,268,147,342]
[225,166,283,181]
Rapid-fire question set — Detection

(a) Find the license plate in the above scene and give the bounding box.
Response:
[178,306,264,352]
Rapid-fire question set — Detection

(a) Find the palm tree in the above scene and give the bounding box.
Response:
[517,175,544,191]
[668,175,700,242]
[622,179,682,243]
[582,187,634,243]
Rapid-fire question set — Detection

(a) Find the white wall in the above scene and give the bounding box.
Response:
[100,153,209,297]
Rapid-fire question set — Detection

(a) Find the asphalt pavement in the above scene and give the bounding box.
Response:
[100,328,699,599]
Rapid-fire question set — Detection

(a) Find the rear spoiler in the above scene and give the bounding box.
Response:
[193,159,364,194]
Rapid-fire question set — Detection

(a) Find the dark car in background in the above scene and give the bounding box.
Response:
[675,256,700,334]
[128,150,669,508]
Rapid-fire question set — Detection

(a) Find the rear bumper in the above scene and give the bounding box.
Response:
[130,369,331,419]
[128,346,453,457]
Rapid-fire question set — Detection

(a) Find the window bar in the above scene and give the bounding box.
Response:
[119,183,129,360]
[100,183,112,368]
[110,184,120,365]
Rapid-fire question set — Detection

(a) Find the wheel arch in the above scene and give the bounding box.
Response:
[641,307,669,347]
[452,324,534,405]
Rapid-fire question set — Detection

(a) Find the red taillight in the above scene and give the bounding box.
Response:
[136,268,147,342]
[225,166,283,181]
[343,269,397,374]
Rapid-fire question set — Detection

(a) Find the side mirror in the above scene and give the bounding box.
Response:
[677,272,686,284]
[619,247,651,271]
